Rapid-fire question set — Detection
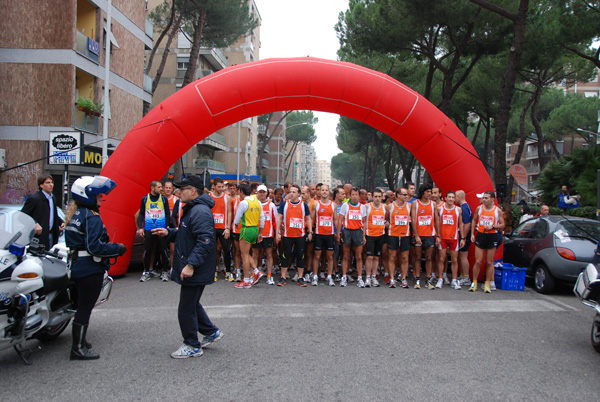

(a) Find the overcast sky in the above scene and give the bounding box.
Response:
[254,0,349,162]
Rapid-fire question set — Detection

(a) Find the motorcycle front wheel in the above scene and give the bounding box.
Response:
[592,313,600,353]
[33,318,71,341]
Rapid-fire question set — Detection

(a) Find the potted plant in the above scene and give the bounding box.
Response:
[77,97,103,116]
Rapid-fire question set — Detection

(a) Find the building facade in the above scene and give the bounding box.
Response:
[315,159,332,187]
[0,0,153,207]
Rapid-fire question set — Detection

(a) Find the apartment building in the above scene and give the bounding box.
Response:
[297,143,317,186]
[315,159,332,187]
[0,0,153,207]
[146,0,262,180]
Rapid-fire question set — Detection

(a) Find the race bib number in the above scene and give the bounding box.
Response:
[418,215,432,226]
[213,213,224,224]
[442,215,454,225]
[263,213,271,221]
[319,216,333,227]
[289,217,303,229]
[394,215,409,226]
[349,213,362,220]
[148,208,164,220]
[372,215,385,226]
[479,216,494,227]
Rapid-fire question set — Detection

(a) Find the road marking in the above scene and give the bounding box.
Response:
[524,288,579,311]
[95,299,564,321]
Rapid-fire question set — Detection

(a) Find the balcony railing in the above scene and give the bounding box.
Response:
[74,106,99,133]
[75,31,99,63]
[258,142,270,153]
[194,158,225,171]
[261,158,270,168]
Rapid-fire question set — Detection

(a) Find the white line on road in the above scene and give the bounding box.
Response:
[94,299,564,321]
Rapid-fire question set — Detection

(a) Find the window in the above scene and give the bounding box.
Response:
[177,31,191,49]
[177,56,190,70]
[511,219,539,238]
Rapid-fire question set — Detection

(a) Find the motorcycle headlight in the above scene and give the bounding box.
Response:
[8,243,25,257]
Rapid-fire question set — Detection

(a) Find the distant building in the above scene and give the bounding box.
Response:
[315,160,332,187]
[298,144,317,186]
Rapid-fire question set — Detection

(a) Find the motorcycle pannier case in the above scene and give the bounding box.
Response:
[574,263,600,302]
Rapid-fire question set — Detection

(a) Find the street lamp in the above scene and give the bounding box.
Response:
[274,122,310,186]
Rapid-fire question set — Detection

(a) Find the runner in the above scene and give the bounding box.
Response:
[310,184,338,286]
[332,186,345,282]
[276,185,312,287]
[209,177,234,282]
[338,187,367,287]
[233,184,264,289]
[470,191,504,293]
[163,180,178,277]
[364,189,385,287]
[301,186,316,282]
[435,191,464,289]
[455,190,473,287]
[410,183,439,290]
[386,187,412,288]
[253,185,278,285]
[228,183,243,282]
[271,187,285,274]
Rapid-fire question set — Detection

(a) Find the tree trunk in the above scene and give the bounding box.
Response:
[530,85,546,170]
[257,111,291,177]
[470,0,530,188]
[483,118,491,172]
[471,117,482,146]
[182,7,207,88]
[146,0,177,76]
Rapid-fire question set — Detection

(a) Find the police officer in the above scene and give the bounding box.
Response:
[64,176,127,360]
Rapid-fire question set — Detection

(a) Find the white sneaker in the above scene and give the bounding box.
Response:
[266,277,275,285]
[311,275,318,286]
[490,281,497,291]
[340,276,348,287]
[347,275,355,283]
[371,276,380,287]
[335,274,341,282]
[460,276,471,286]
[304,273,311,283]
[365,277,371,288]
[292,273,298,282]
[235,270,241,282]
[443,274,450,285]
[171,343,203,359]
[451,279,461,290]
[319,272,325,280]
[357,277,365,288]
[435,278,443,289]
[328,277,335,287]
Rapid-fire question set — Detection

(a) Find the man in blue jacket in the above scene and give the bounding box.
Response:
[152,175,223,358]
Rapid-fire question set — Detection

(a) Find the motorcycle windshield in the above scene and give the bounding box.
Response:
[0,209,36,249]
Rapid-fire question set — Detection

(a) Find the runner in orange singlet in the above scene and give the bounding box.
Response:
[364,189,386,288]
[435,191,464,289]
[386,187,412,288]
[310,184,338,286]
[410,183,439,290]
[209,177,233,282]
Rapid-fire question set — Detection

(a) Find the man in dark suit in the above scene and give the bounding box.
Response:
[21,174,64,250]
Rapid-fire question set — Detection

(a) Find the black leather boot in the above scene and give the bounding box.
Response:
[70,323,99,360]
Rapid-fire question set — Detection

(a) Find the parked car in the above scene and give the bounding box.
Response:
[503,215,600,294]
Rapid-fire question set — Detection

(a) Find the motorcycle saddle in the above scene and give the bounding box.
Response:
[42,258,69,294]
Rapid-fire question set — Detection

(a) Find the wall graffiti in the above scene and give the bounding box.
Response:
[0,163,40,204]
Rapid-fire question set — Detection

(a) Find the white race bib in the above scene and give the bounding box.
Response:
[442,214,454,225]
[479,216,494,227]
[372,215,385,226]
[289,217,303,229]
[418,215,432,226]
[394,215,408,226]
[349,213,362,220]
[319,216,333,227]
[213,213,224,224]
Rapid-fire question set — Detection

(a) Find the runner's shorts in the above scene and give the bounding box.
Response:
[474,232,499,250]
[387,235,411,252]
[459,232,471,252]
[413,235,435,248]
[365,235,385,256]
[240,226,259,244]
[314,234,335,251]
[342,228,364,247]
[252,236,274,249]
[439,238,459,251]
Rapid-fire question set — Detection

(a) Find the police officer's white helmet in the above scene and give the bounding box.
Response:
[71,176,117,205]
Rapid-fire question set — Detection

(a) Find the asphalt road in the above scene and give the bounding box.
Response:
[1,271,599,402]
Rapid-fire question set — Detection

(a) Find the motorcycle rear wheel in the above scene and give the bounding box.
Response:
[33,319,71,341]
[592,313,600,353]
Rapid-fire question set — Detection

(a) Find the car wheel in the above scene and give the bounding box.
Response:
[534,263,555,294]
[592,313,600,353]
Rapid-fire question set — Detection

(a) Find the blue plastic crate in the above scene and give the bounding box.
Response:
[494,263,527,291]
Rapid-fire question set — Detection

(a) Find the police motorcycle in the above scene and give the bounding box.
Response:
[573,241,600,353]
[0,208,113,364]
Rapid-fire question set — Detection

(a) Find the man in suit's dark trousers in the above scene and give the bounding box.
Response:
[21,174,64,250]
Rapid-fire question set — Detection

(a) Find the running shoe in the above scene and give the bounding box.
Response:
[139,272,151,282]
[235,270,242,282]
[427,281,435,290]
[443,274,451,285]
[150,269,160,278]
[460,276,471,286]
[397,273,402,281]
[297,277,307,287]
[214,272,218,282]
[371,277,380,287]
[234,281,252,289]
[160,271,170,282]
[335,274,341,282]
[340,276,348,287]
[451,279,461,290]
[414,280,421,289]
[171,343,202,359]
[277,278,287,287]
[490,281,497,291]
[401,279,409,288]
[484,284,491,293]
[327,277,335,287]
[266,277,275,285]
[252,271,264,285]
[292,273,298,282]
[357,277,365,288]
[384,273,390,284]
[226,273,235,282]
[365,277,371,288]
[200,330,224,348]
[389,279,397,288]
[319,272,326,280]
[304,273,311,283]
[311,275,318,286]
[469,282,477,292]
[435,278,443,289]
[347,275,355,283]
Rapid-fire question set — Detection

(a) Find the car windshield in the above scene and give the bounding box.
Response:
[557,220,600,242]
[0,210,36,249]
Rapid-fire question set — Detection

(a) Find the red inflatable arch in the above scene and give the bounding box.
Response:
[101,57,493,276]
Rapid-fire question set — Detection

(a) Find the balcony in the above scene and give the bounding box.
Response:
[194,158,225,171]
[258,142,270,153]
[74,106,98,133]
[143,74,153,93]
[258,124,266,134]
[75,30,99,63]
[261,158,270,168]
[197,133,227,152]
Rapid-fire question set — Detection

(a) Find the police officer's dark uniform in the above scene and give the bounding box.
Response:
[65,176,126,360]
